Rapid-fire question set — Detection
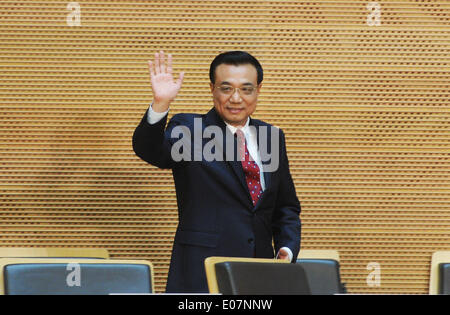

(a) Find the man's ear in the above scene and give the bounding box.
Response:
[210,82,214,93]
[256,83,262,93]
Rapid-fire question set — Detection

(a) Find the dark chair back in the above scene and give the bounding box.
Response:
[214,261,310,295]
[0,258,153,295]
[439,263,450,294]
[429,251,450,294]
[296,258,346,294]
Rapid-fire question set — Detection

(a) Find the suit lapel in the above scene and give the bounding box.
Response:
[204,108,252,205]
[203,108,276,208]
[251,117,273,194]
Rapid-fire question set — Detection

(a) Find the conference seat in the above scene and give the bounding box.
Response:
[0,247,109,259]
[0,258,154,295]
[297,250,346,295]
[204,257,311,295]
[429,251,450,294]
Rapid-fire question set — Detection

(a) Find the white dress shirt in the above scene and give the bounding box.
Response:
[222,118,266,192]
[146,103,293,261]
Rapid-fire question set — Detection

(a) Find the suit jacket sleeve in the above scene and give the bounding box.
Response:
[271,129,302,263]
[132,108,182,169]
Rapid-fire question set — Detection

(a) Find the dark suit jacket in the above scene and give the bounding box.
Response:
[132,107,301,293]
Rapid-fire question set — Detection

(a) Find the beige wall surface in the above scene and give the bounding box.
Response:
[0,0,449,293]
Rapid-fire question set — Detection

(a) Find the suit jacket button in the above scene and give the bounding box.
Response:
[248,238,254,244]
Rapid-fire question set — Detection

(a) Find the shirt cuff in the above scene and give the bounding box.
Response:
[278,247,293,262]
[147,102,169,125]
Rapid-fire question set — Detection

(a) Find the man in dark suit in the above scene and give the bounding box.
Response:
[133,50,301,293]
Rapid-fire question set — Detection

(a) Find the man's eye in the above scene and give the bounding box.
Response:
[220,87,232,92]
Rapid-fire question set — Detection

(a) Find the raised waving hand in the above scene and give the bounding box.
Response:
[148,51,184,112]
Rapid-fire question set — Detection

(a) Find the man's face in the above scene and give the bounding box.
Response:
[210,63,261,127]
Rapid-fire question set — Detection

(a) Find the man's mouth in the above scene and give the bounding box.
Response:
[227,107,244,114]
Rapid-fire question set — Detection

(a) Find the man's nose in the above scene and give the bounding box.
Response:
[230,89,242,102]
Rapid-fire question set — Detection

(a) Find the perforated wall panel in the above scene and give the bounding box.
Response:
[1,0,449,293]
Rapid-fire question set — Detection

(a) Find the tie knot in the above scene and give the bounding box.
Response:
[235,128,245,141]
[235,128,246,161]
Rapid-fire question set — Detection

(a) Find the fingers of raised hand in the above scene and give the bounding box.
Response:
[159,50,166,74]
[167,53,173,75]
[154,52,161,75]
[149,51,173,76]
[176,71,185,88]
[148,60,155,78]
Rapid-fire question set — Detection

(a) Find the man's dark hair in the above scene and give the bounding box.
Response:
[209,51,263,85]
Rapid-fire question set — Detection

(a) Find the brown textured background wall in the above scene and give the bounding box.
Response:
[0,0,449,293]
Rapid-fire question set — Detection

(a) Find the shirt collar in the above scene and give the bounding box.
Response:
[224,117,250,135]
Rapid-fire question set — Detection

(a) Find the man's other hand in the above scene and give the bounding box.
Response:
[276,248,291,261]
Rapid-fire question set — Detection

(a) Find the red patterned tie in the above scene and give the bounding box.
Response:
[236,129,263,206]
